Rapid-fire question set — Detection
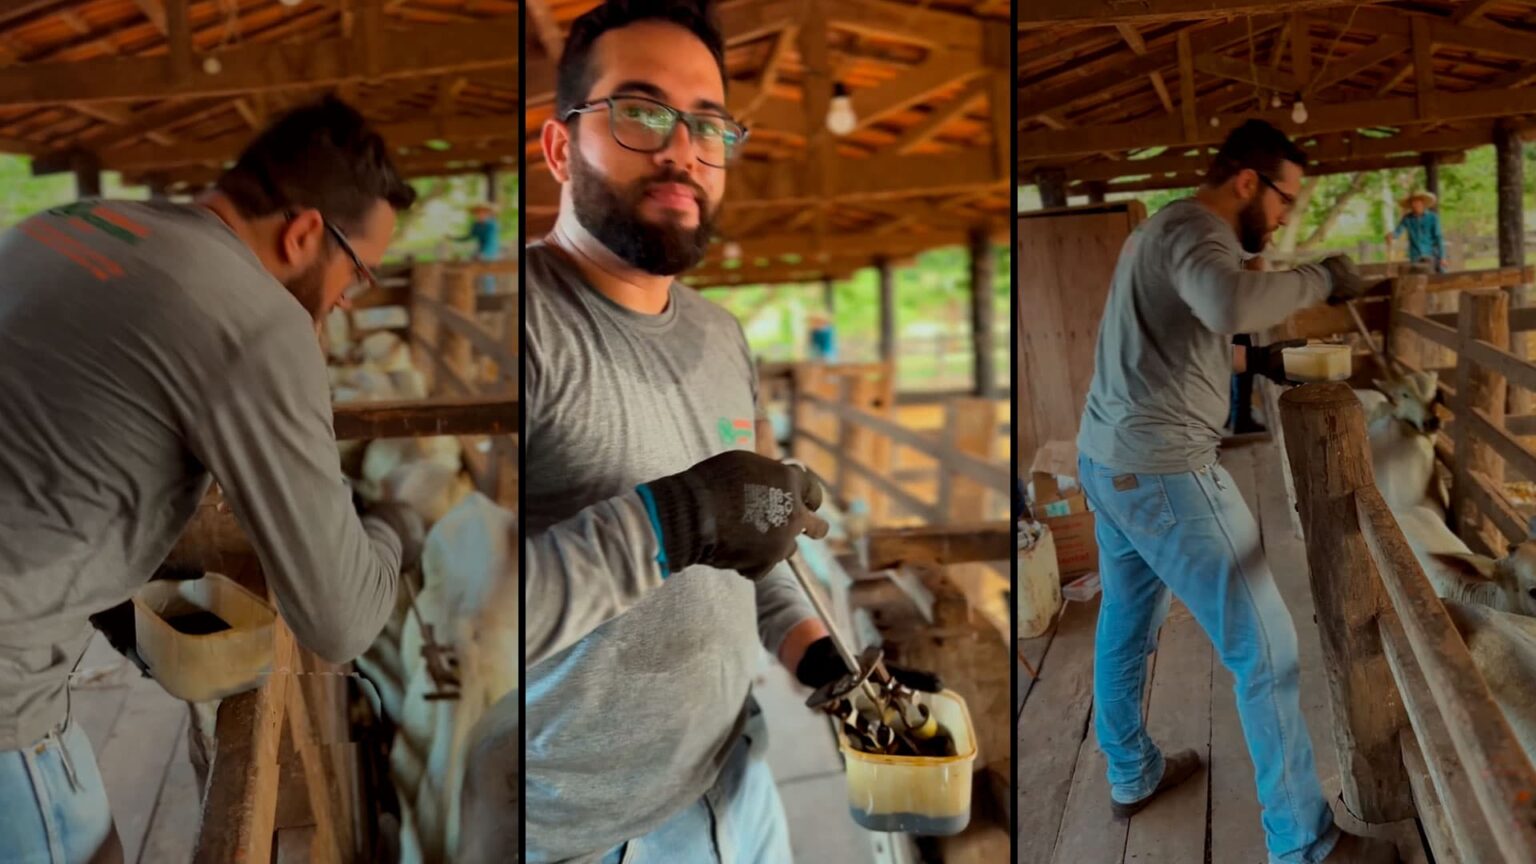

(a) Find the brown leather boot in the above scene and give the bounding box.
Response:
[1321,831,1401,864]
[1109,749,1203,820]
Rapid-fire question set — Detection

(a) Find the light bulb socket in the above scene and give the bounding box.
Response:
[832,81,850,100]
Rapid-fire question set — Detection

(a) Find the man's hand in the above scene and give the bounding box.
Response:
[1321,254,1370,305]
[639,450,830,580]
[363,500,426,573]
[794,636,942,693]
[1246,339,1307,385]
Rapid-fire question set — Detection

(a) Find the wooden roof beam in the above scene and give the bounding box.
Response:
[131,0,168,35]
[526,0,564,58]
[1290,13,1312,91]
[1307,36,1406,95]
[846,50,985,134]
[1412,17,1435,122]
[736,26,795,122]
[1453,0,1502,25]
[68,102,176,146]
[1076,151,1468,194]
[0,19,519,107]
[1021,1,1392,27]
[683,263,858,288]
[91,114,516,173]
[826,0,983,50]
[893,77,986,154]
[1018,16,1284,124]
[1117,23,1176,115]
[1019,84,1536,160]
[1194,52,1300,93]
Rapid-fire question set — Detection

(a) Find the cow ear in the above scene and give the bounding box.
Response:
[1372,379,1390,394]
[1429,553,1497,581]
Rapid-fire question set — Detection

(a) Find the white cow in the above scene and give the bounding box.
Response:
[1355,371,1445,515]
[1442,600,1536,766]
[1396,506,1536,617]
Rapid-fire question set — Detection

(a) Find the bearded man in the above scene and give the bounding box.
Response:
[520,2,945,862]
[1073,119,1400,864]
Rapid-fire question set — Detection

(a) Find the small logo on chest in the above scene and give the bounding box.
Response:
[718,417,754,447]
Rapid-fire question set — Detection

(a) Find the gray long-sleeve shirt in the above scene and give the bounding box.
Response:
[522,242,815,863]
[0,200,400,751]
[1077,198,1334,474]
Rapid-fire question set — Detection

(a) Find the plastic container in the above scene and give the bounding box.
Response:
[1018,523,1063,638]
[133,572,276,702]
[1281,343,1352,383]
[838,688,977,835]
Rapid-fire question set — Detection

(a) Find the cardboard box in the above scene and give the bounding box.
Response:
[1028,440,1098,576]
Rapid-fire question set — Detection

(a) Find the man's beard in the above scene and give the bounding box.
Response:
[285,257,329,326]
[1238,194,1270,254]
[569,148,717,276]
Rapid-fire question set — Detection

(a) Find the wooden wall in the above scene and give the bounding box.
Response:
[1017,201,1147,466]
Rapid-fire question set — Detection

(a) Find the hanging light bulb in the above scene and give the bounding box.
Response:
[1209,116,1220,128]
[202,56,222,75]
[1291,96,1308,125]
[1271,93,1282,108]
[826,82,857,136]
[723,240,742,260]
[279,0,304,7]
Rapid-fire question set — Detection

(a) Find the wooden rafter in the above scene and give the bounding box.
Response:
[1020,0,1395,27]
[526,0,564,57]
[1021,83,1536,161]
[0,19,518,107]
[132,0,168,35]
[847,49,984,134]
[893,77,986,154]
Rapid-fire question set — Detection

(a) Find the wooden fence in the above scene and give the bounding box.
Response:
[762,361,1010,527]
[1281,385,1536,863]
[346,258,519,505]
[1262,264,1536,861]
[171,257,519,862]
[1267,264,1536,556]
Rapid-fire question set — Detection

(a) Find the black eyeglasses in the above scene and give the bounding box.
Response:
[1255,172,1297,210]
[284,209,378,300]
[562,94,748,168]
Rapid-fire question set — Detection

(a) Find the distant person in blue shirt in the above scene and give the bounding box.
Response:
[1386,189,1445,273]
[807,314,836,361]
[452,202,501,293]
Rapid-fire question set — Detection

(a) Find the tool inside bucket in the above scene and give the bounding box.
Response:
[805,645,956,759]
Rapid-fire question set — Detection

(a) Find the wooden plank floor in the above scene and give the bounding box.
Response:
[1017,441,1432,864]
[69,631,200,864]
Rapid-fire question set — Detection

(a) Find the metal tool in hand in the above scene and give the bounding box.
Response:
[780,459,926,753]
[398,565,461,701]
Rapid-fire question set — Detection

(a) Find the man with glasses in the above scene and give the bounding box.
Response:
[520,2,938,862]
[0,96,421,863]
[1074,120,1396,864]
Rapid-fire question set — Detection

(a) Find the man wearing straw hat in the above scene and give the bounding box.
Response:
[1386,189,1446,273]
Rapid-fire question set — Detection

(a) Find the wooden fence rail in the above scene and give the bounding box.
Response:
[1281,384,1536,863]
[776,361,1009,526]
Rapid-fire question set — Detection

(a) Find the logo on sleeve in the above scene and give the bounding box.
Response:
[718,417,754,448]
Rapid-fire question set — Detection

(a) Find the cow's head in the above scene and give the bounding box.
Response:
[1372,371,1442,436]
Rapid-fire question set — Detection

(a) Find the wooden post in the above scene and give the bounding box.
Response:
[484,167,500,202]
[877,256,895,364]
[410,263,444,394]
[73,151,101,199]
[1497,121,1531,415]
[1389,274,1427,374]
[1421,153,1439,202]
[1033,168,1067,208]
[1086,181,1107,204]
[1450,289,1509,550]
[947,398,997,522]
[822,277,835,316]
[970,226,995,397]
[147,173,169,201]
[1278,383,1415,823]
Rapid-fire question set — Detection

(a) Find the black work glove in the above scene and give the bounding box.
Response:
[1247,339,1306,385]
[640,450,830,579]
[794,636,942,693]
[364,500,426,573]
[1321,254,1370,305]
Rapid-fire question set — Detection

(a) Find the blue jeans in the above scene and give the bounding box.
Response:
[600,728,789,864]
[1078,453,1340,864]
[0,719,117,864]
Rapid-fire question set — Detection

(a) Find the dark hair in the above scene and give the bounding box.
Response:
[215,95,416,236]
[1204,119,1309,187]
[555,0,727,118]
